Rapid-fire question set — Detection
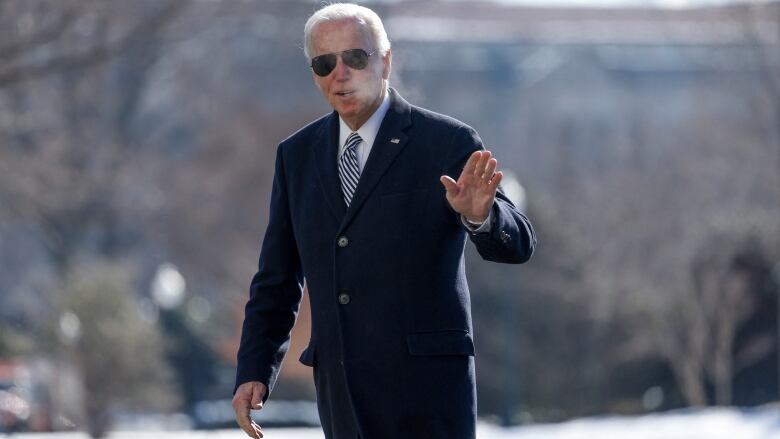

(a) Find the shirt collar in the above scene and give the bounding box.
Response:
[338,90,391,153]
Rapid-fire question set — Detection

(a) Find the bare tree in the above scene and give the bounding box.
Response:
[61,264,178,438]
[0,0,187,89]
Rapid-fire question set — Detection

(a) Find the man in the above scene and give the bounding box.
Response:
[232,4,535,439]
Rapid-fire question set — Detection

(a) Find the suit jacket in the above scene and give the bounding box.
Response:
[236,89,536,439]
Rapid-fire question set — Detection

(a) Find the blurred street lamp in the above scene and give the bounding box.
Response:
[498,171,528,426]
[186,296,212,325]
[58,311,81,345]
[151,262,186,310]
[500,171,527,212]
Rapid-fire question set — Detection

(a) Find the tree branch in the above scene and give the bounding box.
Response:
[0,0,188,89]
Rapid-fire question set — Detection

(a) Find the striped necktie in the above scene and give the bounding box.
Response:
[338,132,362,206]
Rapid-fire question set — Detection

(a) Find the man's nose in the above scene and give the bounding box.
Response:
[332,56,351,80]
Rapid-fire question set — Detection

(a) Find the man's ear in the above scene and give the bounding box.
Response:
[382,48,392,80]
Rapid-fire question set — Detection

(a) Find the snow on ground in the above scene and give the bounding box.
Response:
[8,407,780,439]
[483,407,780,439]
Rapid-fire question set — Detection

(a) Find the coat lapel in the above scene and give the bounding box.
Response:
[313,111,347,221]
[338,89,412,234]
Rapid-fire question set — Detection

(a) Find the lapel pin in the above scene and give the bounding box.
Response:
[390,138,400,144]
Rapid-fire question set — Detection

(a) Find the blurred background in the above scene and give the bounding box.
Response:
[0,0,779,437]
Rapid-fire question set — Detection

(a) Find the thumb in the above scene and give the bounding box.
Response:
[251,383,264,410]
[440,175,459,196]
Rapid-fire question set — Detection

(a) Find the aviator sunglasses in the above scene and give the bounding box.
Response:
[310,48,376,77]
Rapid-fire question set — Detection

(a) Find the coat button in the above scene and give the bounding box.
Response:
[338,293,351,305]
[500,231,510,243]
[337,236,349,248]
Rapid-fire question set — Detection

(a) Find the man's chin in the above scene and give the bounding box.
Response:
[332,98,358,112]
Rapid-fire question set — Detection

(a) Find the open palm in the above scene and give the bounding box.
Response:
[440,150,503,223]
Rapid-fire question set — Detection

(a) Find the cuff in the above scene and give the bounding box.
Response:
[460,209,493,233]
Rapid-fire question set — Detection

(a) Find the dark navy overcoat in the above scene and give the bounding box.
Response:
[236,89,536,439]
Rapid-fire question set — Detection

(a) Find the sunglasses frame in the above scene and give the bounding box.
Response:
[310,48,377,77]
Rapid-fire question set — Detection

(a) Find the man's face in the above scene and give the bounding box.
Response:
[310,18,390,131]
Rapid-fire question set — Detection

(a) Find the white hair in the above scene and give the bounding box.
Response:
[303,3,391,60]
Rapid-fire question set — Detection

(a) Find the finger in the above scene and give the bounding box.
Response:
[251,384,264,410]
[236,409,259,439]
[474,150,492,177]
[238,408,259,439]
[490,171,503,188]
[440,175,459,196]
[483,158,497,183]
[251,421,264,438]
[462,151,482,176]
[233,396,256,438]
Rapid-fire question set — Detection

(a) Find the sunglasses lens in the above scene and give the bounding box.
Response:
[311,54,337,77]
[342,49,369,70]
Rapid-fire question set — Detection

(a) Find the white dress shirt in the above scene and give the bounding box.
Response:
[338,91,391,172]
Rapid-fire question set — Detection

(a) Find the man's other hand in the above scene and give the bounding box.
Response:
[440,150,502,223]
[232,381,267,438]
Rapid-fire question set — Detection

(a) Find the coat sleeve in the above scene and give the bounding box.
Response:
[444,125,537,264]
[234,144,303,401]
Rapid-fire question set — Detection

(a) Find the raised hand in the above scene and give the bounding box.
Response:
[232,381,267,438]
[440,150,503,223]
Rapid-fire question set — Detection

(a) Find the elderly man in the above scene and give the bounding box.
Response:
[232,3,535,439]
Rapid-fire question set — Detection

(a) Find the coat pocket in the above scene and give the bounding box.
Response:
[299,343,316,367]
[406,329,475,356]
